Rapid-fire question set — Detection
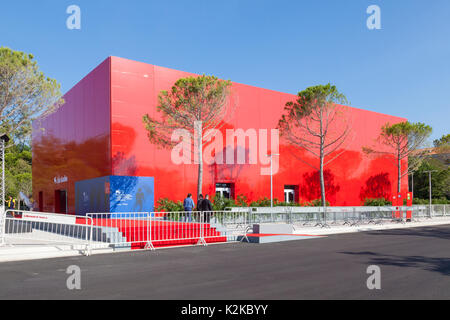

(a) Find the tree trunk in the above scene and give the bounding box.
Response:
[397,150,402,194]
[196,122,203,202]
[319,112,327,223]
[320,145,327,222]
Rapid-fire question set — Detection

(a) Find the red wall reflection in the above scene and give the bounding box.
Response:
[32,57,408,214]
[32,59,111,213]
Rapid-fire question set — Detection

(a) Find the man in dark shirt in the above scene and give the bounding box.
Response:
[196,194,204,212]
[200,194,213,223]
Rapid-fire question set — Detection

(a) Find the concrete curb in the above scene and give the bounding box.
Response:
[0,244,114,263]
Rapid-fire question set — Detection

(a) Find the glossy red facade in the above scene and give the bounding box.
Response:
[32,57,408,214]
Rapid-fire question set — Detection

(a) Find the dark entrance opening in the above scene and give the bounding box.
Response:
[55,190,67,214]
[38,191,44,212]
[284,185,299,204]
[215,183,235,200]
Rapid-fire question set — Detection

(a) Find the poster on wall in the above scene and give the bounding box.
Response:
[75,176,154,217]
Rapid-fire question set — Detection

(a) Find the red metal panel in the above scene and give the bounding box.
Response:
[33,56,409,213]
[108,57,408,207]
[32,58,112,214]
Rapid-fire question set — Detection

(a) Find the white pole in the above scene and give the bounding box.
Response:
[270,155,273,208]
[0,140,5,245]
[267,154,279,208]
[2,139,4,210]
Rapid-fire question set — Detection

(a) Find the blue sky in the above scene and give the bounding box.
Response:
[1,0,449,141]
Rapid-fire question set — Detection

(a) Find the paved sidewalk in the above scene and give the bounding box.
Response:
[0,237,113,263]
[0,243,88,263]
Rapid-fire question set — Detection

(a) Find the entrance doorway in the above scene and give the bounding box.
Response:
[38,191,44,212]
[215,183,234,199]
[284,185,299,204]
[55,190,67,214]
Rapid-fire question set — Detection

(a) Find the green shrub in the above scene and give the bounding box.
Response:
[277,201,301,207]
[303,199,331,207]
[212,194,237,211]
[413,198,450,205]
[155,198,184,212]
[249,197,277,207]
[432,198,450,204]
[235,194,249,207]
[363,198,392,206]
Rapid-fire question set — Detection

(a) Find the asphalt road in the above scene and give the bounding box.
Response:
[0,225,449,300]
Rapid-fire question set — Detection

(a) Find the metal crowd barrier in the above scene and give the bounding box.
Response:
[86,212,153,250]
[430,205,448,217]
[208,210,250,241]
[1,205,448,255]
[0,210,93,255]
[86,210,250,251]
[228,205,444,228]
[85,206,433,251]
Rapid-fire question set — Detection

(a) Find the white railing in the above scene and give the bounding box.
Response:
[86,211,249,250]
[428,204,449,217]
[206,210,250,241]
[86,212,152,250]
[1,205,448,255]
[1,210,93,255]
[228,205,446,226]
[85,205,450,250]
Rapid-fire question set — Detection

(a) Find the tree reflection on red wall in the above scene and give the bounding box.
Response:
[359,172,392,202]
[300,170,340,203]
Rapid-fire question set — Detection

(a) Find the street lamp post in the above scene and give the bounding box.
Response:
[267,153,280,208]
[0,134,10,246]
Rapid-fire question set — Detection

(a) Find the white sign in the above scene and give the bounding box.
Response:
[21,213,76,225]
[114,190,133,206]
[54,176,68,184]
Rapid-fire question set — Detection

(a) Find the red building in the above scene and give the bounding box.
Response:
[32,56,408,214]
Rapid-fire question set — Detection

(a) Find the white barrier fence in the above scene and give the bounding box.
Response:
[86,211,249,250]
[86,212,153,250]
[229,205,449,223]
[85,206,448,249]
[263,207,427,227]
[0,210,93,255]
[429,205,449,217]
[0,205,448,255]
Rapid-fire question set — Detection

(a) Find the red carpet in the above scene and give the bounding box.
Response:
[77,217,227,249]
[245,233,323,237]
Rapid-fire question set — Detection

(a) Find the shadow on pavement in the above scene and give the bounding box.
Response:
[340,251,450,276]
[365,226,450,241]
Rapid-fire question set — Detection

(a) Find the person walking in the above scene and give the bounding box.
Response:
[197,194,204,222]
[200,194,213,223]
[183,193,195,222]
[196,194,204,211]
